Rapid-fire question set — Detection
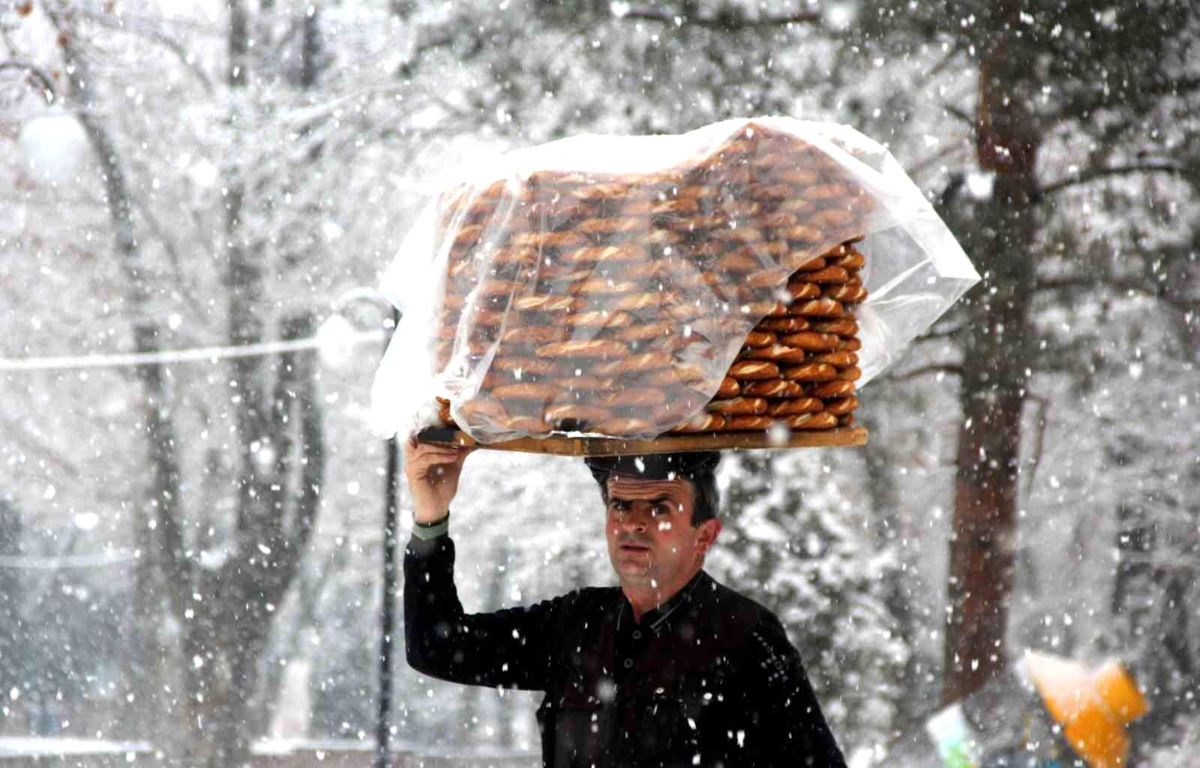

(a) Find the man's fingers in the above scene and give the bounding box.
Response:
[406,446,463,468]
[404,439,474,486]
[407,449,471,481]
[408,452,460,474]
[410,441,467,458]
[412,441,460,454]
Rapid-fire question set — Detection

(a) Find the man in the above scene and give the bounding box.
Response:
[404,437,847,767]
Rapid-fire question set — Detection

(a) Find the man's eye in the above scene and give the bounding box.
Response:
[652,503,671,517]
[610,500,629,512]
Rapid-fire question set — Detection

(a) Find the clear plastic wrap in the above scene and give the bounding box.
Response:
[371,117,979,442]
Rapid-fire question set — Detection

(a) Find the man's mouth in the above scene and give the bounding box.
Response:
[619,540,651,552]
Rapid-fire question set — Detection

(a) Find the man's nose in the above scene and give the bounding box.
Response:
[619,508,650,532]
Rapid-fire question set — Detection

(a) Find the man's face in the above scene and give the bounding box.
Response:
[604,474,722,592]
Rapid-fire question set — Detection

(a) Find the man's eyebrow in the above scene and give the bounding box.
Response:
[611,493,676,503]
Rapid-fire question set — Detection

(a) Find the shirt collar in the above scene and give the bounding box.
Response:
[618,569,709,633]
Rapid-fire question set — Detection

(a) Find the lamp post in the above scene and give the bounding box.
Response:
[376,305,401,768]
[318,288,401,768]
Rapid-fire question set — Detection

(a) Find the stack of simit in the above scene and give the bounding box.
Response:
[428,122,871,441]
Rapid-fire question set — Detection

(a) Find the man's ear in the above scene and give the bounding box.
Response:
[695,518,722,555]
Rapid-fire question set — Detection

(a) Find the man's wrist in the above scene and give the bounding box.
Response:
[413,507,449,525]
[412,510,450,540]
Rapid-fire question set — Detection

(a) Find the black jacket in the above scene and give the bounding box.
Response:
[405,535,847,768]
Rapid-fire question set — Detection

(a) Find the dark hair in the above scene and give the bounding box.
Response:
[595,468,720,526]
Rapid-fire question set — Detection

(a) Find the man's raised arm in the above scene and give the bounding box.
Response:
[402,439,560,691]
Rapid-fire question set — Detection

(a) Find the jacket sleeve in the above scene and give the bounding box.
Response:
[742,615,848,768]
[404,534,565,692]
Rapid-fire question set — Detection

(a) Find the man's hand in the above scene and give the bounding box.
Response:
[405,436,473,523]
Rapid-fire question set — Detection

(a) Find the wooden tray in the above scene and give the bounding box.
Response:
[416,426,868,456]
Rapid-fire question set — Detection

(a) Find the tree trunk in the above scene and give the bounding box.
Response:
[0,498,25,709]
[46,4,325,763]
[49,7,184,743]
[941,8,1041,704]
[210,629,269,768]
[252,562,327,737]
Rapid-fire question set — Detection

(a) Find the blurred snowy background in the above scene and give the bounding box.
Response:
[1,1,1197,766]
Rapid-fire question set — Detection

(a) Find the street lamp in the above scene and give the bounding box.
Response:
[318,287,396,368]
[19,109,89,186]
[319,288,401,768]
